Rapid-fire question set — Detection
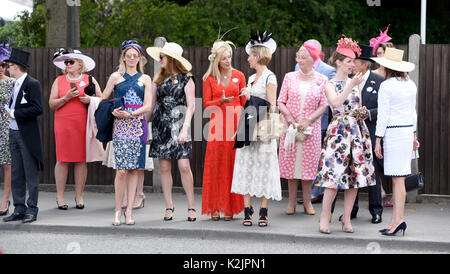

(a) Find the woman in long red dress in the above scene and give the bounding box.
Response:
[202,40,246,220]
[49,49,102,210]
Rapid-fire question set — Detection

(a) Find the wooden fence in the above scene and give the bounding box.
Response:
[12,44,449,195]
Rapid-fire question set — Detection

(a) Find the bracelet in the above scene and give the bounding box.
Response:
[61,97,68,103]
[183,122,190,127]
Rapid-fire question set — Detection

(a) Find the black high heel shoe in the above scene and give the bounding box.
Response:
[56,200,68,210]
[187,208,196,222]
[243,206,254,226]
[164,207,174,221]
[0,201,10,216]
[381,222,407,236]
[258,208,268,227]
[75,197,84,210]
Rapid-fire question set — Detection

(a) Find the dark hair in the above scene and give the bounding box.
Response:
[327,51,347,68]
[384,67,408,80]
[16,64,27,73]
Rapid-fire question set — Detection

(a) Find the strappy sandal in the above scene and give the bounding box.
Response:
[258,208,268,227]
[187,208,196,222]
[164,207,174,221]
[243,206,254,226]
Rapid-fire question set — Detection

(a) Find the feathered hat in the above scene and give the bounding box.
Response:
[0,43,12,63]
[245,30,277,54]
[336,35,361,59]
[369,24,392,56]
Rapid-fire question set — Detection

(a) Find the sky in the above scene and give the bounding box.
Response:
[0,0,33,21]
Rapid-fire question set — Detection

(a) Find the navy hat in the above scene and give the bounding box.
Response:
[4,48,30,68]
[356,44,374,61]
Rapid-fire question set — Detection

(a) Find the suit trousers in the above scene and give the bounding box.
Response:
[9,129,40,216]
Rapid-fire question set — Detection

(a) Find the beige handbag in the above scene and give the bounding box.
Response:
[253,112,285,142]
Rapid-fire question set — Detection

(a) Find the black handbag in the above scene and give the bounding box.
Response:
[405,151,424,192]
[84,75,96,96]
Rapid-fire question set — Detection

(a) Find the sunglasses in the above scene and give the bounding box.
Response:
[159,55,166,60]
[64,60,75,66]
[0,63,6,69]
[125,54,140,59]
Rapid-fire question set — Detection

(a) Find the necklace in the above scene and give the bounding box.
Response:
[66,73,83,82]
[220,70,231,79]
[299,69,314,76]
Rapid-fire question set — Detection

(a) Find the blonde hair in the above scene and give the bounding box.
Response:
[250,46,272,66]
[202,40,234,82]
[63,58,86,75]
[117,46,147,74]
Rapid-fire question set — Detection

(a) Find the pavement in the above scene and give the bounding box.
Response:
[0,190,449,253]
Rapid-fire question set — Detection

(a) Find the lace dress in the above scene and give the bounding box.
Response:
[231,69,282,201]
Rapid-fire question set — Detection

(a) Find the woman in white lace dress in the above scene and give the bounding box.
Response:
[231,32,281,227]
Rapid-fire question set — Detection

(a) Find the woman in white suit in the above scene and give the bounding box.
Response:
[372,47,420,236]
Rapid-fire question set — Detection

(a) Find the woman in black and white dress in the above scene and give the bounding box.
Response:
[372,47,420,236]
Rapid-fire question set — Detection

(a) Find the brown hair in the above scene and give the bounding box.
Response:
[327,51,347,68]
[250,46,272,66]
[154,55,190,85]
[377,42,395,53]
[384,67,408,81]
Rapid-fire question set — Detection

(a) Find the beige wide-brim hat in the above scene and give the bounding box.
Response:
[146,42,192,71]
[371,47,415,72]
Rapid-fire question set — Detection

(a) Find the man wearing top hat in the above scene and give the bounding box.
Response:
[3,48,43,224]
[334,44,385,224]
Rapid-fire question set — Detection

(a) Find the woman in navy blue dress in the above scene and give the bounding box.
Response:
[102,40,153,226]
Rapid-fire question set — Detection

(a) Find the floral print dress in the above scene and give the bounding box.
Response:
[0,78,14,165]
[112,72,148,170]
[315,80,376,190]
[149,73,193,159]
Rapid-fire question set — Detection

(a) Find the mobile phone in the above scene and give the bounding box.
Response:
[70,83,77,89]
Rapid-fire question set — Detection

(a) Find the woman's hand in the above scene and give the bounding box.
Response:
[64,87,79,101]
[178,126,188,144]
[240,88,251,100]
[350,72,364,88]
[219,90,234,104]
[374,138,383,159]
[79,95,91,104]
[112,107,130,118]
[297,118,311,132]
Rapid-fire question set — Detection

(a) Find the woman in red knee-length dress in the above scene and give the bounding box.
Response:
[201,40,246,220]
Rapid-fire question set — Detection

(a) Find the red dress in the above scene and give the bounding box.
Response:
[54,75,88,162]
[201,69,246,216]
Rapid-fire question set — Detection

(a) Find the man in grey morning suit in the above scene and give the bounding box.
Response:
[3,48,44,224]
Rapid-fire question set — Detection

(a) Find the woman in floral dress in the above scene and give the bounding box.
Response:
[0,43,14,216]
[102,40,153,226]
[315,36,376,234]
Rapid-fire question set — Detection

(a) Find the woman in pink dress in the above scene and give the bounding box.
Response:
[278,42,328,216]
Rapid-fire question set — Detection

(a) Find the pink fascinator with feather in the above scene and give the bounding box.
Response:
[369,24,392,56]
[336,35,361,59]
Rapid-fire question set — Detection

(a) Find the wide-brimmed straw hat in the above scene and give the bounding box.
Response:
[146,42,192,71]
[53,48,96,71]
[371,47,415,72]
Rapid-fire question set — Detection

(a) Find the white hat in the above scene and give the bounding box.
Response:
[53,48,96,72]
[146,42,192,71]
[371,47,415,72]
[245,31,277,55]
